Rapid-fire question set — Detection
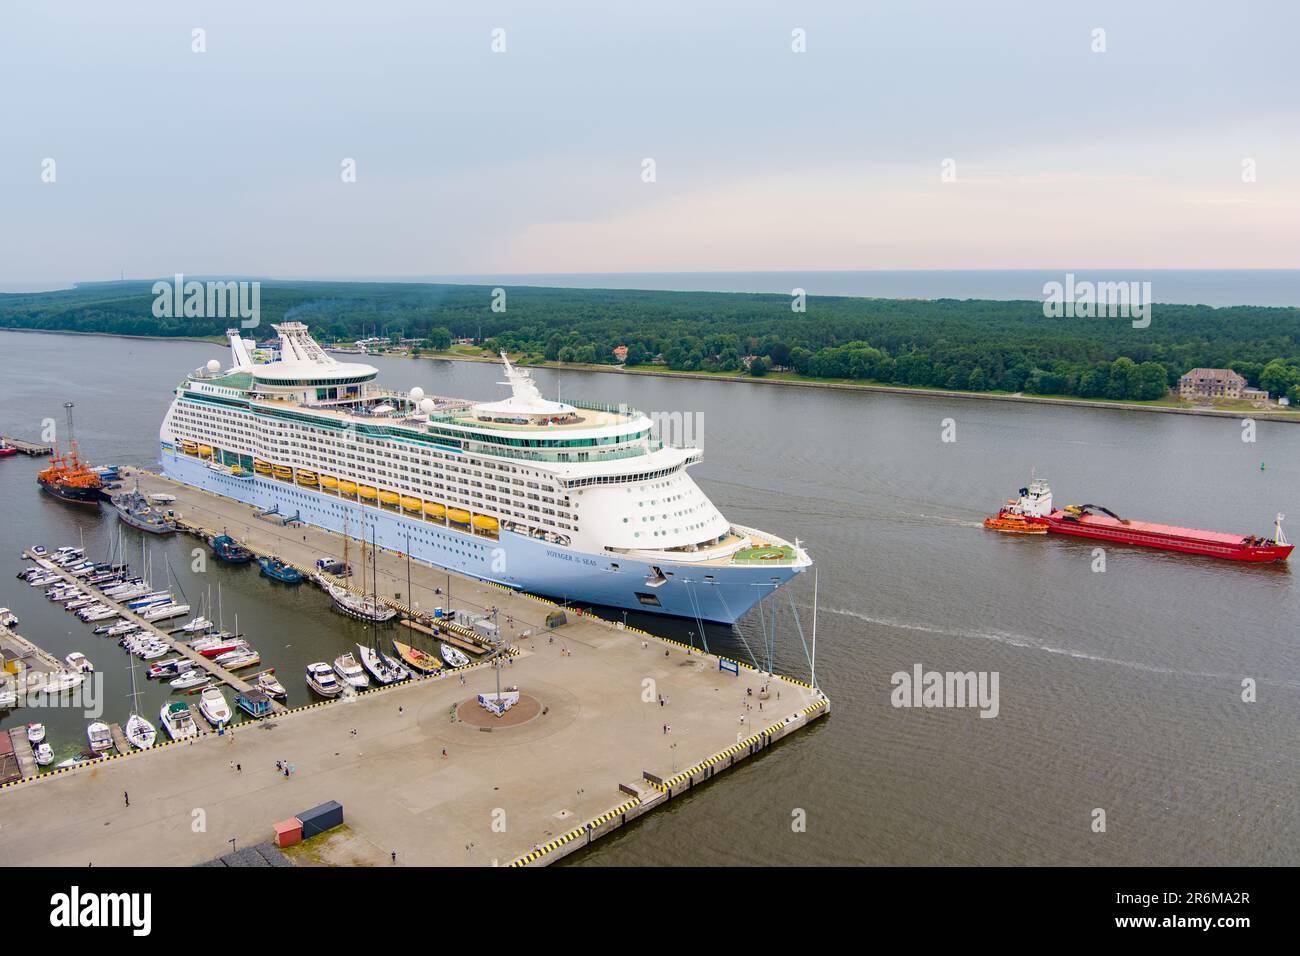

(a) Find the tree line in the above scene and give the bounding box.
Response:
[3,279,1299,402]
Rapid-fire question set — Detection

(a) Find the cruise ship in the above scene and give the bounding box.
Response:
[159,323,810,623]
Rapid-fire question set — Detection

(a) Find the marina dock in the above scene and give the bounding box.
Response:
[0,435,52,456]
[0,469,829,867]
[17,550,274,710]
[0,622,62,676]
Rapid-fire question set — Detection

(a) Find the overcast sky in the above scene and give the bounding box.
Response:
[1,0,1296,283]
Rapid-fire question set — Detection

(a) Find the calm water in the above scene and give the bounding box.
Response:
[1,330,1296,865]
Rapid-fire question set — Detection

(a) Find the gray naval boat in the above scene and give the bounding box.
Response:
[112,482,178,535]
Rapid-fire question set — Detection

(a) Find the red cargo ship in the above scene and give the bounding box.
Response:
[988,477,1292,563]
[1044,505,1292,562]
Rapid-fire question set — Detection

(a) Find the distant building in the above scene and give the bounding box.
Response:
[1179,368,1260,401]
[612,345,629,363]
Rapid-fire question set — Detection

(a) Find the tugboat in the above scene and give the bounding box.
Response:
[257,555,303,584]
[984,477,1052,534]
[36,404,102,507]
[209,534,253,564]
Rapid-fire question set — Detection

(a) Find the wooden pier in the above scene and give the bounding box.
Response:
[6,727,37,778]
[18,551,282,713]
[0,622,62,676]
[109,723,129,755]
[0,435,52,456]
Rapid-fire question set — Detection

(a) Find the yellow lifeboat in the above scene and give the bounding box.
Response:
[357,485,378,500]
[296,470,318,486]
[273,465,293,480]
[400,496,422,513]
[378,490,400,506]
[181,440,199,455]
[198,445,213,458]
[447,508,471,525]
[339,480,358,495]
[422,502,446,518]
[319,475,339,490]
[472,515,499,531]
[253,458,272,475]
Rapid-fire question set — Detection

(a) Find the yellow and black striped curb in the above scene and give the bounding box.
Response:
[508,796,642,867]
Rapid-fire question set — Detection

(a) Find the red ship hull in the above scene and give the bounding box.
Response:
[1044,510,1292,563]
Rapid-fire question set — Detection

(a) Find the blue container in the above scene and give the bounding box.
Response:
[296,800,344,838]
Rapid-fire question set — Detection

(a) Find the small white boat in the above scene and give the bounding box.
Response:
[142,602,190,622]
[54,754,100,769]
[125,712,157,749]
[29,545,48,557]
[80,607,119,622]
[159,700,199,740]
[138,643,170,660]
[179,615,214,633]
[0,607,17,627]
[197,686,232,726]
[439,643,471,668]
[106,621,139,637]
[170,670,211,690]
[256,671,287,699]
[64,652,94,673]
[26,722,46,744]
[86,721,114,752]
[34,671,86,695]
[149,658,195,679]
[34,743,54,766]
[332,652,371,689]
[306,662,344,698]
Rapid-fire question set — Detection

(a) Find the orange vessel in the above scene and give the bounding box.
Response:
[36,403,102,507]
[983,477,1052,534]
[984,510,1048,534]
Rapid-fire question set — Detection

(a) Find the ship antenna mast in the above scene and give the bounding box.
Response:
[1275,513,1288,547]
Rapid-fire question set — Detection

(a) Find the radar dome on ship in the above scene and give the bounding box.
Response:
[409,386,425,402]
[206,359,221,373]
[419,398,435,413]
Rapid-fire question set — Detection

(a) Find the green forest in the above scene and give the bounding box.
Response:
[3,279,1300,403]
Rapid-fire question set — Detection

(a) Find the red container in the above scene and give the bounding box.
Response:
[273,818,303,848]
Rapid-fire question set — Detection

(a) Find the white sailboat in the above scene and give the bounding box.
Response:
[125,657,157,749]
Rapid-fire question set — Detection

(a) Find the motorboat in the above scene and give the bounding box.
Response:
[258,555,303,584]
[149,658,195,679]
[29,545,48,558]
[34,743,54,766]
[440,643,471,668]
[86,721,114,752]
[34,671,86,695]
[357,643,410,685]
[332,652,371,689]
[197,686,232,726]
[256,671,287,699]
[0,607,18,627]
[138,642,170,661]
[305,662,344,698]
[106,621,140,638]
[64,652,94,673]
[170,670,211,690]
[179,615,214,633]
[159,700,199,740]
[26,722,46,744]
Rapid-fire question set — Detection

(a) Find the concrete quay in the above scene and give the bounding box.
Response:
[0,469,828,866]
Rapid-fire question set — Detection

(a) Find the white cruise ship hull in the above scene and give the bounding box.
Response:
[161,448,800,624]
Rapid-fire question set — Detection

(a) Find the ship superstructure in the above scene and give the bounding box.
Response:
[159,323,810,622]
